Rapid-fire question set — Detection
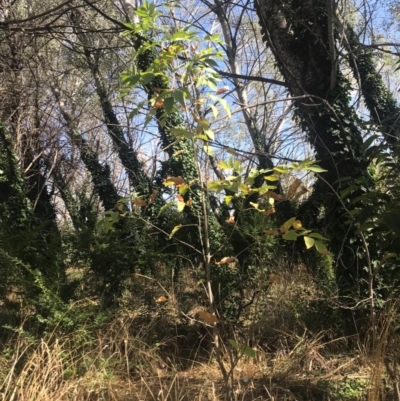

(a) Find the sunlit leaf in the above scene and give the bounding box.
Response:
[219,161,230,170]
[280,217,296,233]
[210,104,219,118]
[177,200,185,212]
[292,220,302,230]
[273,166,288,173]
[264,175,280,182]
[169,224,183,239]
[306,165,327,173]
[225,195,233,205]
[304,236,315,249]
[204,128,215,140]
[204,144,214,156]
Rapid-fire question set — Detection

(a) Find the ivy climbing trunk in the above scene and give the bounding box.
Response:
[346,25,400,144]
[255,0,375,334]
[51,83,120,214]
[70,11,151,198]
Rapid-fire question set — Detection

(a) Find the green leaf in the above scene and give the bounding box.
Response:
[264,175,280,181]
[308,232,328,240]
[129,108,140,120]
[204,144,214,156]
[173,90,185,107]
[282,230,298,240]
[203,58,219,67]
[225,195,233,205]
[219,161,230,169]
[382,214,400,238]
[204,128,214,140]
[273,166,288,173]
[170,31,192,41]
[361,135,378,152]
[306,165,327,173]
[243,346,256,358]
[141,72,155,84]
[157,202,174,217]
[164,97,174,114]
[208,94,231,118]
[210,104,219,118]
[170,128,193,139]
[304,236,315,249]
[283,217,297,229]
[228,339,240,350]
[315,241,329,255]
[340,185,357,199]
[124,74,140,87]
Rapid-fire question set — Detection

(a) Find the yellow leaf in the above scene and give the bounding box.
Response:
[304,236,315,249]
[280,217,296,233]
[169,224,182,239]
[155,296,168,303]
[264,175,280,182]
[134,197,147,206]
[116,203,124,212]
[177,200,185,212]
[293,220,302,230]
[215,256,237,265]
[198,311,219,325]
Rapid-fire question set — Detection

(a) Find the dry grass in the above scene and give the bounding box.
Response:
[0,268,397,401]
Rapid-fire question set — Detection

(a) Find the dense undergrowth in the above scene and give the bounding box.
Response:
[1,232,399,401]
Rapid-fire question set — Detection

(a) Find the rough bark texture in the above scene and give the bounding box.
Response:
[255,0,374,333]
